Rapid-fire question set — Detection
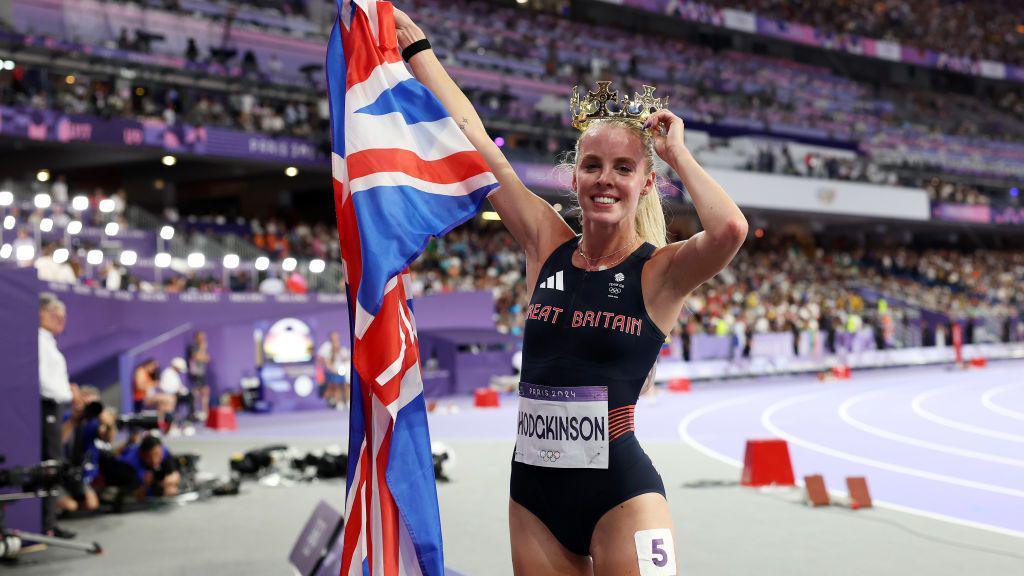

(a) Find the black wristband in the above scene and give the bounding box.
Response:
[402,38,431,62]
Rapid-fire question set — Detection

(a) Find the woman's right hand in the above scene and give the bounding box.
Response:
[393,7,426,51]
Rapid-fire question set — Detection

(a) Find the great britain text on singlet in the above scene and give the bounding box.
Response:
[517,411,607,442]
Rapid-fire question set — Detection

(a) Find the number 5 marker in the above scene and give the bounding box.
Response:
[634,528,677,575]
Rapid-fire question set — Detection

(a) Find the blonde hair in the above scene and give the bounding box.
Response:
[559,118,668,248]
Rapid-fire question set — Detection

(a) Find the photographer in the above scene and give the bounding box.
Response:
[120,435,180,499]
[38,292,77,539]
[59,394,104,515]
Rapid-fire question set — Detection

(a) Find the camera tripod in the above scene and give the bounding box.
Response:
[0,490,102,560]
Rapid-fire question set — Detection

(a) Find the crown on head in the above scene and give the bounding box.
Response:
[569,81,667,132]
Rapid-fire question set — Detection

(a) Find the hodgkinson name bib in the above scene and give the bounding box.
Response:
[514,383,609,469]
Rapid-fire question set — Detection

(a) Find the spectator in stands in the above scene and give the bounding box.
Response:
[185,38,200,63]
[38,292,78,538]
[186,332,211,419]
[259,271,286,294]
[35,243,77,284]
[50,174,68,205]
[120,434,181,499]
[13,229,34,268]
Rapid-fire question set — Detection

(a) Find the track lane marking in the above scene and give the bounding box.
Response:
[677,388,1024,540]
[981,384,1024,422]
[912,386,1024,443]
[763,393,1024,498]
[839,390,1024,468]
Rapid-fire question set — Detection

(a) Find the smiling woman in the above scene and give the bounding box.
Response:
[393,6,746,574]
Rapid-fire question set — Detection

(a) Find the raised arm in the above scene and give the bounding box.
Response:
[646,110,747,298]
[393,9,572,263]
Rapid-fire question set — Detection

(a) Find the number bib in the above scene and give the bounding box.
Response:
[514,383,609,469]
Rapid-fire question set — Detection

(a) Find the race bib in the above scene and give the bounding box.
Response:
[514,383,609,469]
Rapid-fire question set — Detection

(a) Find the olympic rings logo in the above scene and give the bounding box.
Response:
[539,449,561,462]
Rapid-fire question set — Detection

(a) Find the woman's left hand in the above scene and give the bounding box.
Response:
[643,109,686,162]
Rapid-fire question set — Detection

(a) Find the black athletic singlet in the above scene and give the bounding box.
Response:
[510,235,667,556]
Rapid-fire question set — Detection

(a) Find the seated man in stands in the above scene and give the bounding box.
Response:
[133,358,176,422]
[120,434,181,499]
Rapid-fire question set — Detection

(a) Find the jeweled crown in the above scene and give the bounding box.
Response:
[569,81,667,132]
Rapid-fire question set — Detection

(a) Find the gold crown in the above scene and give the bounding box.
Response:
[569,81,667,132]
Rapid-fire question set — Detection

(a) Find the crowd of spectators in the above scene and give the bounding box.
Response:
[6,172,1023,342]
[0,65,329,141]
[4,0,1023,178]
[700,0,1024,66]
[680,239,1024,356]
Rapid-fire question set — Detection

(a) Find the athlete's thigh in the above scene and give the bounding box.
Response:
[590,493,676,576]
[509,499,592,576]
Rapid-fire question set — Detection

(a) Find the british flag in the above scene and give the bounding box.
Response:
[326,1,498,575]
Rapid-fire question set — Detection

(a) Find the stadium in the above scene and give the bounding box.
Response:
[0,0,1022,574]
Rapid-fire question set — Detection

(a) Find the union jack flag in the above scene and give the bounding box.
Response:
[326,2,498,575]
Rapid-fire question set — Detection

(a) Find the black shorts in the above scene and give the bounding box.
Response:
[510,434,665,556]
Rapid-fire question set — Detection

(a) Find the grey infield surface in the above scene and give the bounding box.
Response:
[5,437,1022,575]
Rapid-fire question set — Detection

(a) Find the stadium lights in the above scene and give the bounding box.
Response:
[187,252,205,269]
[0,190,12,206]
[34,193,52,209]
[552,203,563,212]
[223,254,240,270]
[0,59,14,71]
[154,252,172,268]
[0,244,11,259]
[66,220,83,235]
[162,155,177,167]
[120,250,138,266]
[104,222,119,236]
[98,198,116,213]
[52,248,69,264]
[309,259,326,274]
[15,244,34,262]
[71,195,89,211]
[159,225,175,240]
[254,256,270,271]
[86,249,103,265]
[285,166,299,178]
[39,218,53,232]
[36,170,50,183]
[3,215,14,230]
[282,257,297,272]
[65,75,75,85]
[482,211,501,221]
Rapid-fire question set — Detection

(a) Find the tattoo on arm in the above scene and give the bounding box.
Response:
[457,117,469,132]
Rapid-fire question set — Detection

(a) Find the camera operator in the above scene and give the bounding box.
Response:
[60,392,105,515]
[38,292,77,539]
[120,435,181,499]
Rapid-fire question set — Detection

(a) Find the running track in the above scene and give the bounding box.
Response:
[225,360,1024,539]
[672,361,1024,538]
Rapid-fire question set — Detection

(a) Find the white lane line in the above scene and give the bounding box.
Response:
[676,390,1024,540]
[982,384,1024,422]
[839,390,1024,468]
[762,393,1024,498]
[676,395,757,468]
[912,386,1024,443]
